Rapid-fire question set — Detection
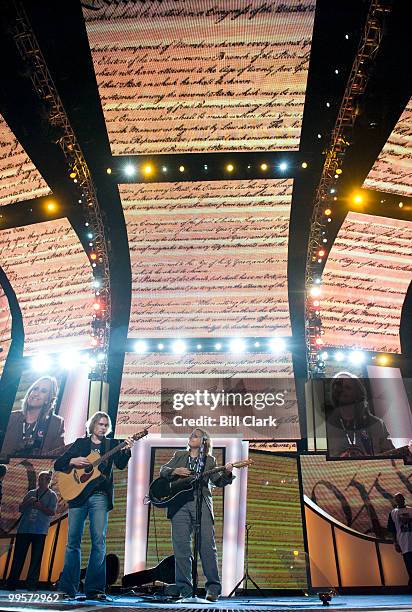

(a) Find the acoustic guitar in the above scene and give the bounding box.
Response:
[149,458,252,508]
[57,430,148,502]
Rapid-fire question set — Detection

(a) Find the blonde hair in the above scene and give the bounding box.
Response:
[85,411,112,436]
[188,428,212,454]
[22,376,58,418]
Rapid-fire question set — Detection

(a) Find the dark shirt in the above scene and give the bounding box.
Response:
[54,436,131,511]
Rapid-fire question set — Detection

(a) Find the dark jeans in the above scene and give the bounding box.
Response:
[7,533,46,589]
[403,551,412,587]
[58,493,108,597]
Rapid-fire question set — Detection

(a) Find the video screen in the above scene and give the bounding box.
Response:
[321,211,412,354]
[116,351,299,440]
[121,179,292,338]
[0,363,90,459]
[301,454,412,539]
[306,368,412,459]
[84,0,315,154]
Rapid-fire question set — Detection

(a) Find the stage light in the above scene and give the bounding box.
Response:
[309,286,321,297]
[215,342,222,350]
[326,102,331,108]
[324,209,332,216]
[58,350,80,370]
[315,278,322,284]
[334,69,339,75]
[254,341,260,348]
[87,233,93,239]
[353,193,363,205]
[31,353,52,373]
[179,165,185,172]
[124,164,136,177]
[93,279,100,289]
[279,162,288,172]
[93,302,100,311]
[317,133,322,139]
[157,343,164,350]
[90,253,97,261]
[293,550,299,556]
[336,168,342,175]
[229,338,246,353]
[323,238,327,243]
[45,200,57,212]
[269,337,286,353]
[330,189,336,194]
[315,338,324,345]
[399,202,404,208]
[349,350,365,365]
[327,218,332,222]
[321,351,329,360]
[196,344,202,350]
[345,34,349,39]
[318,249,325,257]
[376,354,390,366]
[172,340,187,354]
[97,352,105,362]
[162,166,168,173]
[260,163,268,171]
[143,164,153,176]
[226,163,234,172]
[301,162,308,169]
[69,171,77,179]
[106,168,112,175]
[134,340,148,354]
[313,300,320,307]
[203,164,208,170]
[334,351,345,362]
[85,222,89,227]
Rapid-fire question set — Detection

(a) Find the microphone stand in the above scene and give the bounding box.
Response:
[180,438,208,604]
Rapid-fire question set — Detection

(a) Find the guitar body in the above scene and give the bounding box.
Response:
[57,451,106,503]
[149,476,196,508]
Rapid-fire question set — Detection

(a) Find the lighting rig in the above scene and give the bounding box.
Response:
[12,2,111,380]
[305,0,392,377]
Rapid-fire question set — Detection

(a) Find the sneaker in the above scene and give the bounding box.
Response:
[206,591,219,602]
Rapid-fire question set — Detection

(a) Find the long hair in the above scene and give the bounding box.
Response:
[22,376,58,419]
[85,411,112,436]
[188,428,212,455]
[330,371,371,425]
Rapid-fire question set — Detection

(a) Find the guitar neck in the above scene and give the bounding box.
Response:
[91,440,128,468]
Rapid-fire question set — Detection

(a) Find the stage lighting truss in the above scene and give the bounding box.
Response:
[304,0,391,377]
[12,3,111,381]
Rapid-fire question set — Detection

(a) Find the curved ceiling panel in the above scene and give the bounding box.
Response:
[363,97,412,196]
[116,350,297,438]
[0,219,94,354]
[0,115,51,206]
[84,0,315,154]
[121,178,292,337]
[321,211,412,353]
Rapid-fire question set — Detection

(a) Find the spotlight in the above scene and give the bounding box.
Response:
[326,102,331,108]
[353,193,363,205]
[58,350,80,370]
[87,232,93,239]
[93,302,100,311]
[318,249,325,257]
[336,168,342,175]
[229,338,246,353]
[162,166,168,173]
[215,342,222,351]
[254,341,260,348]
[349,350,365,365]
[124,164,136,177]
[315,278,322,284]
[31,353,52,373]
[279,162,288,172]
[203,164,208,171]
[324,208,332,216]
[269,338,286,353]
[93,279,100,289]
[172,340,187,354]
[157,343,164,350]
[317,133,322,139]
[45,200,57,212]
[134,340,148,354]
[334,351,345,362]
[301,162,308,169]
[97,352,105,362]
[106,168,112,175]
[260,163,268,171]
[309,286,321,298]
[315,337,324,346]
[226,163,234,172]
[334,69,339,75]
[69,171,77,179]
[196,344,202,350]
[321,351,329,360]
[143,164,153,176]
[179,165,185,173]
[399,202,404,208]
[376,354,390,366]
[90,253,97,261]
[330,189,336,194]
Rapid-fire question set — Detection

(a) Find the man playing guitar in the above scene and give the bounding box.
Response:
[54,411,135,601]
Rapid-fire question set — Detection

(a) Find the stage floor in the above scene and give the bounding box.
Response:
[0,592,412,612]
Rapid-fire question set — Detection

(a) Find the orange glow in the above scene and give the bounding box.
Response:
[376,354,390,366]
[45,200,57,212]
[318,249,325,257]
[260,163,268,171]
[143,164,153,176]
[353,193,363,205]
[90,253,97,261]
[324,208,332,216]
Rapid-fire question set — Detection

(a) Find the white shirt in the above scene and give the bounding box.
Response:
[389,506,412,554]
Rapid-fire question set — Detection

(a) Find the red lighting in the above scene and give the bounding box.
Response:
[93,303,100,311]
[318,249,325,257]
